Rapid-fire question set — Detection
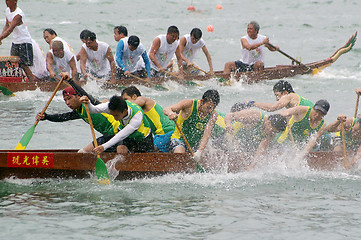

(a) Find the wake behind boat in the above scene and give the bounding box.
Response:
[0,32,357,94]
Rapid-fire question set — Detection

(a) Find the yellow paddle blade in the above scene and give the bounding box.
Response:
[96,178,111,185]
[14,124,36,150]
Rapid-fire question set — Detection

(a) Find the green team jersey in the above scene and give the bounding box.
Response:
[77,104,119,135]
[118,101,151,141]
[212,111,226,138]
[290,107,324,143]
[336,118,361,150]
[172,99,213,149]
[145,101,175,135]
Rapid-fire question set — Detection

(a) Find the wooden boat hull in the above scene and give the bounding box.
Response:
[0,149,353,180]
[0,33,357,93]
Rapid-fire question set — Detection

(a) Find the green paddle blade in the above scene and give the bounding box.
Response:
[14,124,36,150]
[196,163,205,173]
[216,76,229,83]
[95,157,110,184]
[154,84,169,91]
[0,85,15,96]
[185,80,201,86]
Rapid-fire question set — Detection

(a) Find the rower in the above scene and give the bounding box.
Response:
[0,0,35,81]
[148,25,183,78]
[114,25,128,42]
[121,86,175,152]
[43,28,75,53]
[223,21,279,74]
[246,80,314,144]
[115,35,151,81]
[80,94,154,154]
[178,28,214,75]
[78,31,116,83]
[46,40,78,81]
[163,89,220,162]
[35,72,120,153]
[224,109,287,167]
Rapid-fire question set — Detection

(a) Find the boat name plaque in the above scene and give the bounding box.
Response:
[7,152,54,168]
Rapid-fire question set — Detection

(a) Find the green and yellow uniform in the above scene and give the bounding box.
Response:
[172,99,213,149]
[77,104,120,135]
[144,101,175,135]
[289,107,325,143]
[336,118,361,150]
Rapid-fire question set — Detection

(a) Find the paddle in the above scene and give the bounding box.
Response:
[129,73,169,91]
[164,70,200,86]
[267,43,311,72]
[14,77,65,150]
[84,104,111,184]
[354,93,360,118]
[0,85,15,96]
[192,65,210,75]
[340,121,348,168]
[173,120,205,173]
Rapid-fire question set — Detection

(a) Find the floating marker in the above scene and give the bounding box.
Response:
[207,25,214,32]
[216,4,223,9]
[187,5,195,11]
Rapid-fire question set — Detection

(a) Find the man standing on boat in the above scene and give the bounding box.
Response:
[115,35,151,81]
[35,72,120,153]
[80,94,154,154]
[163,89,220,161]
[0,0,35,81]
[46,40,78,81]
[223,21,279,74]
[179,28,214,75]
[148,25,183,77]
[121,86,175,152]
[78,31,116,83]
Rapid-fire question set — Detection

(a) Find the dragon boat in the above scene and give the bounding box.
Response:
[0,32,357,94]
[0,149,355,181]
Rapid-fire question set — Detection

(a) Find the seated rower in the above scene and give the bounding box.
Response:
[80,94,154,154]
[163,89,220,161]
[178,28,214,75]
[121,86,175,152]
[148,25,183,78]
[223,21,278,74]
[78,31,116,83]
[46,40,78,81]
[36,72,120,152]
[224,109,287,167]
[115,35,151,81]
[278,99,330,148]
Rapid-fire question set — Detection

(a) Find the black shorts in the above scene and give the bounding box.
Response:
[11,43,33,66]
[234,60,253,72]
[96,134,155,153]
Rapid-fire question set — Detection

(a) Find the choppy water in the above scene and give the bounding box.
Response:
[1,0,361,239]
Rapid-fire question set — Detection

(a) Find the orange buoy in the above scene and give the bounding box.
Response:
[216,4,223,9]
[207,25,214,32]
[187,5,195,11]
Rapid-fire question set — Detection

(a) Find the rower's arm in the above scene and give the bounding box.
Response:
[163,99,193,121]
[79,47,88,77]
[202,45,214,73]
[141,51,151,78]
[42,110,81,122]
[174,46,184,74]
[106,46,116,82]
[0,15,21,42]
[149,37,164,71]
[197,111,218,152]
[178,37,191,65]
[254,96,290,112]
[46,52,55,78]
[115,40,127,71]
[68,56,78,81]
[67,78,101,105]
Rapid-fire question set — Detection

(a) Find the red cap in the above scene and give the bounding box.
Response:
[62,87,77,96]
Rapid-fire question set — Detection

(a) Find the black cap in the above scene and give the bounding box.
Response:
[314,99,330,115]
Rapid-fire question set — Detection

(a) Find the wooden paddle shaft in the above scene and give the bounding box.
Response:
[35,77,64,125]
[84,104,100,158]
[193,65,208,74]
[354,94,360,118]
[340,121,347,167]
[174,120,194,156]
[268,43,307,67]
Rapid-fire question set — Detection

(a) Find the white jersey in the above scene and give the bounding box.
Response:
[82,40,110,77]
[50,48,76,77]
[149,34,179,71]
[120,38,147,73]
[240,34,267,65]
[30,39,48,79]
[182,34,205,63]
[51,36,74,53]
[5,7,32,44]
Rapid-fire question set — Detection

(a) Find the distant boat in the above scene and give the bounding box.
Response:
[0,32,357,93]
